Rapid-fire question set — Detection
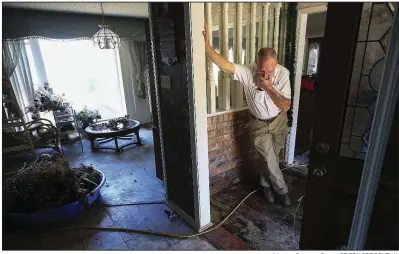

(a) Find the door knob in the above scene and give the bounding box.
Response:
[313,167,327,177]
[316,142,330,153]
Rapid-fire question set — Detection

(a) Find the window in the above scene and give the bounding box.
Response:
[306,38,323,76]
[36,39,126,120]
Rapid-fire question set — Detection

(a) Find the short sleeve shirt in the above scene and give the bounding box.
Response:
[233,63,291,120]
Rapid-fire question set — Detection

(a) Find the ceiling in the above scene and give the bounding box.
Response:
[2,2,149,18]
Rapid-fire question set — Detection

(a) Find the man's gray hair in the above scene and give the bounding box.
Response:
[257,47,277,61]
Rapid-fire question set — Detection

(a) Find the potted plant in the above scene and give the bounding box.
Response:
[26,87,69,119]
[76,106,102,133]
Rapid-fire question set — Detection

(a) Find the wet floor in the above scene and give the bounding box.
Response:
[210,166,307,250]
[2,127,216,250]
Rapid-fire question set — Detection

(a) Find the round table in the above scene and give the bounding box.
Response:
[85,119,141,153]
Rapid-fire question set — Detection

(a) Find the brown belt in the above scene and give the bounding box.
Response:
[250,112,279,124]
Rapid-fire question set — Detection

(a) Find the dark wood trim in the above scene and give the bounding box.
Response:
[145,18,164,181]
[300,3,363,249]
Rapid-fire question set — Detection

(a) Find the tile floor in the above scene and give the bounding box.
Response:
[3,203,217,250]
[3,128,217,250]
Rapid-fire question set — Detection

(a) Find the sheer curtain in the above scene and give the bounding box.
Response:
[131,41,147,99]
[3,40,36,120]
[118,40,151,123]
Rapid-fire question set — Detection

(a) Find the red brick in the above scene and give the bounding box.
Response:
[224,113,232,121]
[210,169,221,177]
[209,156,217,164]
[216,136,224,143]
[222,126,233,134]
[215,129,223,136]
[224,133,234,140]
[216,148,227,155]
[215,133,232,143]
[208,130,216,139]
[216,122,228,129]
[216,153,229,162]
[223,139,233,147]
[219,163,233,174]
[209,163,218,170]
[208,142,222,151]
[208,121,216,130]
[208,150,217,157]
[208,137,217,145]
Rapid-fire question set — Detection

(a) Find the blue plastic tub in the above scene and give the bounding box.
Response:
[4,169,106,227]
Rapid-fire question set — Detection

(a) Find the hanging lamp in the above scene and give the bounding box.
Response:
[92,3,121,49]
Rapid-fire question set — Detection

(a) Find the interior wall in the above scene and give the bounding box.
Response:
[306,12,327,38]
[303,12,327,75]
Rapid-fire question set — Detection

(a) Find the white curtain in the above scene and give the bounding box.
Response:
[118,40,152,123]
[123,40,148,99]
[2,40,35,121]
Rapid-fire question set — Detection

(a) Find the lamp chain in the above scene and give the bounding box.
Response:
[100,3,105,26]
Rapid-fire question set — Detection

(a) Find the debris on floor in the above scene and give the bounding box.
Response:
[163,210,179,222]
[3,153,101,213]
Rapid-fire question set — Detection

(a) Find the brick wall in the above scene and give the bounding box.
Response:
[208,109,256,194]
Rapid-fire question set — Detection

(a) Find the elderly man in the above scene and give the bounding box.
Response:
[203,24,291,206]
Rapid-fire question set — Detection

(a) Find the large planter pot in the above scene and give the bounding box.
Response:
[3,169,106,227]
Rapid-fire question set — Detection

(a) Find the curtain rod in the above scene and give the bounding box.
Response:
[3,37,146,43]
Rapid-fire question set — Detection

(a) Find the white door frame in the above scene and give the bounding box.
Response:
[285,4,328,165]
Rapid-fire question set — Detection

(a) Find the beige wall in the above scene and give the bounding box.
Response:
[306,12,327,38]
[297,3,327,10]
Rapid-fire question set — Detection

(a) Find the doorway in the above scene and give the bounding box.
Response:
[293,11,326,165]
[3,3,214,250]
[210,2,397,250]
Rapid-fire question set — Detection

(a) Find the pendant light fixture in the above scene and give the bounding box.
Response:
[92,3,121,49]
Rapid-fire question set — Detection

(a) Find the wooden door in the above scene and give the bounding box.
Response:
[146,2,196,220]
[300,3,397,249]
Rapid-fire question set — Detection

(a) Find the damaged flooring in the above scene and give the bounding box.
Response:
[3,202,217,250]
[3,127,307,250]
[210,166,307,250]
[3,128,216,250]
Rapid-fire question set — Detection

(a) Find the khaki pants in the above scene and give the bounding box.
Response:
[250,111,289,195]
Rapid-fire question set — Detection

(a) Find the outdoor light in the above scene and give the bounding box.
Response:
[92,3,121,49]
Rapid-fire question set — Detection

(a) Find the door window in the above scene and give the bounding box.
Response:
[340,3,394,159]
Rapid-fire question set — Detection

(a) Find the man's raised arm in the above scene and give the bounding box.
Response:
[203,23,234,74]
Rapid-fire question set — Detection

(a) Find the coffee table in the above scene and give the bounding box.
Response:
[85,119,141,153]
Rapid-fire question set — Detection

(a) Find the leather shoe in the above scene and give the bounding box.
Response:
[280,194,291,207]
[263,187,274,203]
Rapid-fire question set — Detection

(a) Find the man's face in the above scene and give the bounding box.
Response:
[257,58,277,76]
